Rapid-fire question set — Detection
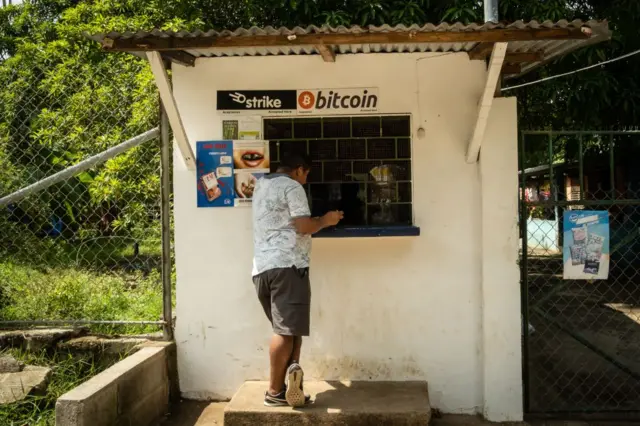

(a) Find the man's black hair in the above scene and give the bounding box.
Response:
[278,153,312,172]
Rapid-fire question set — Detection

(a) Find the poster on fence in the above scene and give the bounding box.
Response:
[196,141,235,208]
[563,210,610,280]
[233,140,270,207]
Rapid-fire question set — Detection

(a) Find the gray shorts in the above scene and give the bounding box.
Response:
[253,267,311,337]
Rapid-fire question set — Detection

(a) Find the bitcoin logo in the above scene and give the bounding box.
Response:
[298,91,315,110]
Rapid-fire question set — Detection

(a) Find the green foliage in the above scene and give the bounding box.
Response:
[0,260,164,332]
[0,0,160,242]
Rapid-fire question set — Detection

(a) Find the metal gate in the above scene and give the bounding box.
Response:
[520,130,640,419]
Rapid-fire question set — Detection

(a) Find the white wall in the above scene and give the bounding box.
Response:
[171,52,522,419]
[480,97,523,421]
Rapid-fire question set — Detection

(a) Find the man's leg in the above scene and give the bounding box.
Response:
[269,334,293,395]
[265,268,310,407]
[289,336,302,365]
[282,268,310,407]
[255,272,288,403]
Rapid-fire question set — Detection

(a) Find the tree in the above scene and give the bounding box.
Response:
[0,0,638,245]
[0,0,162,242]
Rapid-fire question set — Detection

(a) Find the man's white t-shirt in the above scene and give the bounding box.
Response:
[252,174,311,276]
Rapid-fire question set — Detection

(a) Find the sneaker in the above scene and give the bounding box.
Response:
[285,363,308,407]
[264,389,288,407]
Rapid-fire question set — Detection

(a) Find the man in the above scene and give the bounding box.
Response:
[252,153,343,407]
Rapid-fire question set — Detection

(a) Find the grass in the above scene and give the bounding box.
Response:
[0,348,119,426]
[0,234,173,335]
[0,262,165,334]
[0,230,169,422]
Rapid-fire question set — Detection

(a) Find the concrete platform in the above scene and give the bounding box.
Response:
[224,380,431,426]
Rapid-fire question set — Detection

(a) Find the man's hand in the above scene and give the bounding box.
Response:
[321,210,344,227]
[293,210,344,235]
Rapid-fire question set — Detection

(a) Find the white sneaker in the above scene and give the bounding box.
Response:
[285,363,307,407]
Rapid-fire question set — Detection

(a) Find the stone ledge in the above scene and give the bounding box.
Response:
[56,342,173,426]
[57,336,149,355]
[0,365,52,405]
[0,328,87,352]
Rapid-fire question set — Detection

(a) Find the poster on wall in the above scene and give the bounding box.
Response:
[196,141,235,208]
[563,211,610,280]
[233,140,270,206]
[239,116,261,139]
[222,118,262,139]
[222,121,239,139]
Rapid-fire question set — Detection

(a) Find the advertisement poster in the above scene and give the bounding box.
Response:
[563,211,610,280]
[239,116,261,140]
[196,141,235,208]
[233,140,270,206]
[222,121,239,139]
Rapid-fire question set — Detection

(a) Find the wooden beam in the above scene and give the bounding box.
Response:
[316,44,336,62]
[146,52,196,171]
[501,64,522,75]
[505,51,543,63]
[102,27,592,52]
[161,51,196,67]
[470,46,543,63]
[468,42,494,60]
[466,42,508,164]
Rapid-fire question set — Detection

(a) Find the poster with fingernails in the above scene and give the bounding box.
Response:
[233,140,270,206]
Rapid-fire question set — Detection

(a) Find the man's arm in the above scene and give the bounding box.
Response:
[293,211,343,235]
[286,183,343,234]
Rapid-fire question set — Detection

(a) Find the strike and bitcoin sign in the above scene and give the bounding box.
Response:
[296,89,378,114]
[216,88,378,115]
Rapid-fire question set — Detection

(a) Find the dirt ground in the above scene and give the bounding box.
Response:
[159,400,638,426]
[526,255,640,413]
[158,401,225,426]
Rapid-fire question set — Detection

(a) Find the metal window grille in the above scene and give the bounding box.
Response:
[264,116,413,226]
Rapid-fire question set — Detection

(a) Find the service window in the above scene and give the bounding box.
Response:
[264,116,413,228]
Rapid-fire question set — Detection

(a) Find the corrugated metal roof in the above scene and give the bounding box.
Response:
[86,20,611,79]
[91,20,608,39]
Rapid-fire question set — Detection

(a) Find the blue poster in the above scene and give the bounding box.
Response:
[563,210,610,280]
[196,141,235,208]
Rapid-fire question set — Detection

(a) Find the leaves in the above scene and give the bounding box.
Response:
[441,0,481,23]
[318,10,351,27]
[356,1,388,26]
[390,1,427,26]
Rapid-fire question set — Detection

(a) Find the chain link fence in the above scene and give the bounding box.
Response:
[520,131,640,417]
[0,49,169,335]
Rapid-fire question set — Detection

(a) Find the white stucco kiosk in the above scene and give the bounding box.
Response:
[92,20,610,422]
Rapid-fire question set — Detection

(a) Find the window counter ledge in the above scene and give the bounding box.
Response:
[313,226,420,238]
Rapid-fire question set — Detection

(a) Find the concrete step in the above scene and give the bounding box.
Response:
[224,380,431,426]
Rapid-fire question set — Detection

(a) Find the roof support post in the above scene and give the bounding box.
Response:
[466,42,508,164]
[316,44,336,62]
[146,51,196,170]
